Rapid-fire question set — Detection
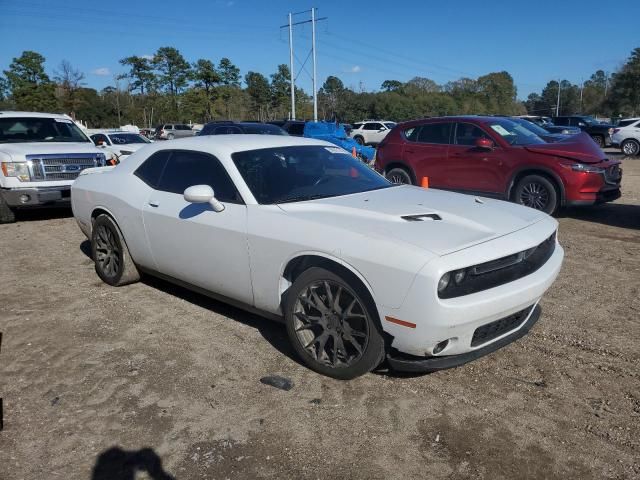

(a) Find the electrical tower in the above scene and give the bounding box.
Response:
[280,8,327,121]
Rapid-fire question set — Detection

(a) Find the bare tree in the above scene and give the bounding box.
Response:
[54,60,85,115]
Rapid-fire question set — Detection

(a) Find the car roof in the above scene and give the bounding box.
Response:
[0,111,74,120]
[397,115,510,127]
[620,117,640,122]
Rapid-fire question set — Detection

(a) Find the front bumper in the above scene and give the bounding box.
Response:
[387,304,541,372]
[566,187,621,206]
[1,186,71,207]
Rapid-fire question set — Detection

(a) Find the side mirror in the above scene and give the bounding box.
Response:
[475,137,494,150]
[183,185,225,212]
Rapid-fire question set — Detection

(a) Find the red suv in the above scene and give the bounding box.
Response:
[375,116,622,214]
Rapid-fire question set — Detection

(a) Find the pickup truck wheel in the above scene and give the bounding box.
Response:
[621,139,640,156]
[0,195,16,224]
[513,174,558,215]
[354,135,364,145]
[591,134,605,148]
[386,167,414,185]
[285,267,385,380]
[91,214,140,286]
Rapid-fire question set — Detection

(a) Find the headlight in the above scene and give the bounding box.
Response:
[96,153,106,166]
[438,272,451,292]
[570,163,605,173]
[1,162,30,181]
[453,269,467,284]
[561,129,570,134]
[608,128,614,135]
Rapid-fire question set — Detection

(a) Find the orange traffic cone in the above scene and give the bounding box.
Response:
[352,147,357,158]
[421,177,429,188]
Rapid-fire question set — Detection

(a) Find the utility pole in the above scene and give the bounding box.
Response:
[280,9,327,122]
[556,79,561,116]
[580,78,584,113]
[311,7,318,121]
[288,13,295,120]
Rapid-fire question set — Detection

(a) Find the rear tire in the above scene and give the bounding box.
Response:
[167,133,175,140]
[386,167,414,185]
[284,267,386,380]
[513,174,559,215]
[354,135,364,145]
[0,195,16,224]
[591,134,605,148]
[91,214,140,286]
[621,139,640,156]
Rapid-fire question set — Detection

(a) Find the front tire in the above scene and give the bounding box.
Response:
[354,135,364,145]
[591,134,605,148]
[91,214,140,286]
[386,167,414,185]
[621,139,640,156]
[284,267,386,380]
[0,196,16,224]
[513,174,558,215]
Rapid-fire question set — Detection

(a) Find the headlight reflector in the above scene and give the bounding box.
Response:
[570,163,605,174]
[438,272,451,292]
[1,162,30,181]
[453,269,467,284]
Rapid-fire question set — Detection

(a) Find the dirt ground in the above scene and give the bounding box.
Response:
[1,153,639,480]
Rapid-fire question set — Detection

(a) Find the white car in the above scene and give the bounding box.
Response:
[611,118,640,156]
[90,131,153,159]
[0,111,108,223]
[72,135,564,379]
[350,120,396,145]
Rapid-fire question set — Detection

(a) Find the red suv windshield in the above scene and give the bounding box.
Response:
[484,118,546,146]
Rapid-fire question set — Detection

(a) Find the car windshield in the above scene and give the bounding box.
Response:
[232,145,394,204]
[511,118,551,137]
[241,124,288,135]
[0,117,91,143]
[580,116,598,125]
[384,122,396,129]
[487,119,546,146]
[108,133,150,144]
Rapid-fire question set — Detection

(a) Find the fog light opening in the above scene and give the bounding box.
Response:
[433,339,449,355]
[20,194,30,204]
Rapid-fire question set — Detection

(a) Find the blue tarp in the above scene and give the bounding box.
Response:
[303,122,376,161]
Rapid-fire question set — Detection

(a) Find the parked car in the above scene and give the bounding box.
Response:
[515,116,581,135]
[90,131,152,159]
[375,116,622,214]
[350,120,397,145]
[281,121,375,161]
[611,117,640,156]
[199,121,288,136]
[552,115,615,147]
[71,134,563,379]
[154,123,194,140]
[0,111,108,223]
[509,117,571,143]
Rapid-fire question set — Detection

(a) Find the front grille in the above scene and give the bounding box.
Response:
[605,165,622,184]
[439,232,556,299]
[471,306,533,347]
[27,154,100,181]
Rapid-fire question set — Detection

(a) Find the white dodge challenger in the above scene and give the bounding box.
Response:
[72,135,564,379]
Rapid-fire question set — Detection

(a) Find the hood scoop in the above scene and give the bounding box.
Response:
[401,213,442,222]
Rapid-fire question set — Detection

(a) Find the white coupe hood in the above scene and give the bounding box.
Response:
[278,185,548,256]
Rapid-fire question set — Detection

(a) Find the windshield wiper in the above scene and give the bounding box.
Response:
[275,194,332,204]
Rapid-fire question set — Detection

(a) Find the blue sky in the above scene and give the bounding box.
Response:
[1,0,638,99]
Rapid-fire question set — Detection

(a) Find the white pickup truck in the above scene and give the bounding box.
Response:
[0,111,110,223]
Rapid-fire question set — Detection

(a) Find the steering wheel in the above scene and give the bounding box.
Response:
[313,174,332,187]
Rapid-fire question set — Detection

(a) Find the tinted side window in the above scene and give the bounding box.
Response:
[176,124,192,130]
[214,126,243,134]
[454,123,490,146]
[352,123,363,130]
[134,151,170,188]
[364,123,382,130]
[554,117,569,126]
[200,124,215,135]
[617,120,635,128]
[404,127,420,142]
[156,150,242,203]
[417,123,452,144]
[91,134,109,145]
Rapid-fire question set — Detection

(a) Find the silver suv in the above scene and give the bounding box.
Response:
[155,123,194,140]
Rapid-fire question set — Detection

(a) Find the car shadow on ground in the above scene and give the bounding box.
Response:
[91,446,175,480]
[79,240,303,369]
[14,207,73,222]
[560,203,640,231]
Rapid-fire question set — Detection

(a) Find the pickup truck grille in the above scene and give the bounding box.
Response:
[27,154,102,181]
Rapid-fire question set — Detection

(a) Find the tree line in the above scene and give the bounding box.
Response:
[0,46,638,128]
